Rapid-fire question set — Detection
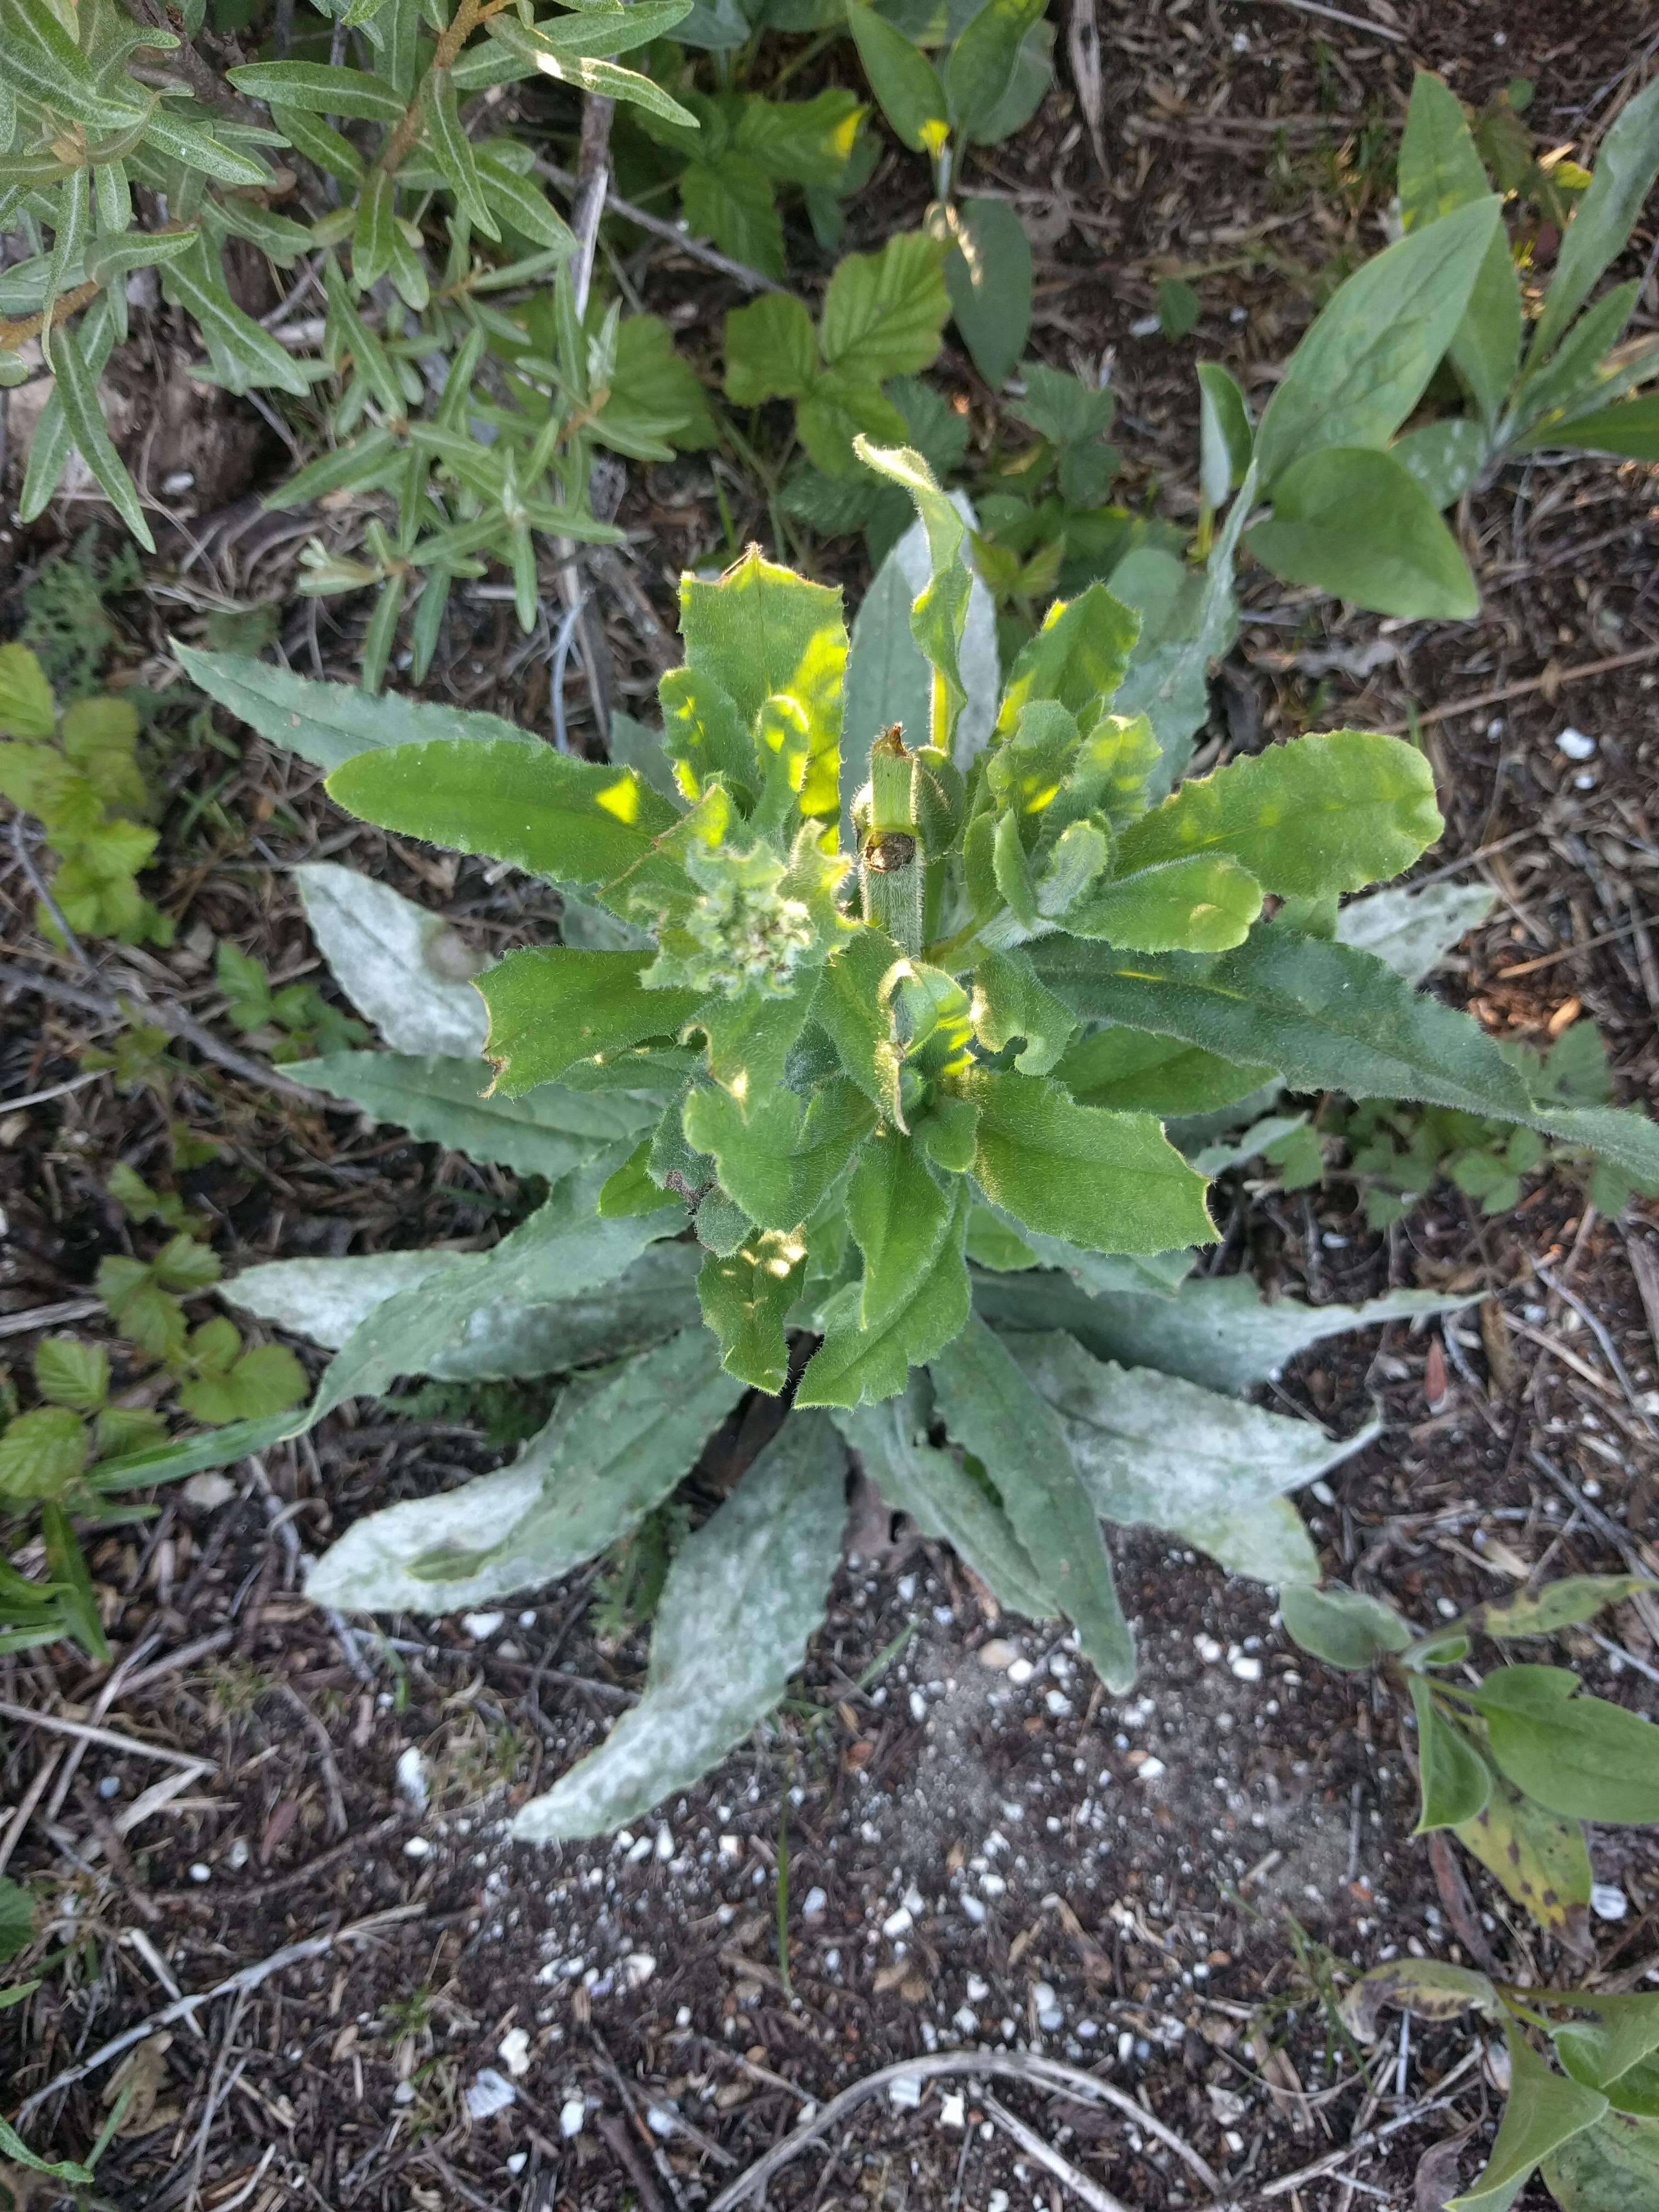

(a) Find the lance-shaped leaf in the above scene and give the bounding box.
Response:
[1029,921,1659,1189]
[1456,1771,1593,1957]
[1470,1679,1659,1825]
[833,1387,1052,1620]
[1475,1575,1657,1640]
[1006,1330,1375,1543]
[177,643,534,770]
[956,1067,1214,1256]
[931,1317,1136,1689]
[1537,392,1659,460]
[1115,729,1443,900]
[226,59,406,116]
[1334,877,1494,982]
[309,1149,682,1423]
[1062,854,1263,952]
[224,1249,457,1348]
[854,439,969,751]
[796,1182,972,1407]
[1527,72,1659,370]
[698,1228,806,1393]
[1342,1960,1503,2042]
[308,1329,745,1612]
[511,1412,848,1840]
[1451,2021,1607,2212]
[994,583,1140,741]
[294,863,488,1057]
[327,740,679,888]
[678,550,845,820]
[1253,195,1501,487]
[844,0,947,151]
[478,947,704,1095]
[50,323,153,551]
[295,1052,652,1179]
[974,1264,1474,1395]
[1053,1028,1271,1116]
[1201,1497,1321,1584]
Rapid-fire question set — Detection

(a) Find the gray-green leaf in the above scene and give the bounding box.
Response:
[510,1412,848,1840]
[294,863,488,1057]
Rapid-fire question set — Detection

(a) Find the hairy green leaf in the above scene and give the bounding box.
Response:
[478,947,703,1095]
[1250,445,1480,619]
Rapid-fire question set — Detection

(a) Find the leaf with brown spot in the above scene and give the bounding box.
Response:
[1454,1767,1593,1959]
[1341,1960,1500,2044]
[1415,2129,1475,2211]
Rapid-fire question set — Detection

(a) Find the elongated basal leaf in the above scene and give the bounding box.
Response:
[511,1412,848,1840]
[177,644,533,771]
[1030,921,1659,1187]
[307,1330,745,1613]
[327,740,679,888]
[932,1317,1136,1689]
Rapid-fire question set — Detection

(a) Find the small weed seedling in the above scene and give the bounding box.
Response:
[1283,1575,1659,1955]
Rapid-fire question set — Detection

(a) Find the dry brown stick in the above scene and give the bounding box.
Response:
[14,1904,426,2123]
[1245,0,1404,40]
[0,1700,209,1772]
[1376,642,1659,735]
[0,956,324,1105]
[706,2051,1231,2212]
[533,157,787,294]
[983,2092,1133,2212]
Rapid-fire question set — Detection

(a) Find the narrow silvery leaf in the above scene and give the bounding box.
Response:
[296,1051,651,1178]
[511,1412,848,1841]
[974,1267,1472,1394]
[224,1249,457,1348]
[311,1149,683,1422]
[891,478,1000,768]
[294,864,487,1057]
[1005,1330,1376,1537]
[308,1330,745,1612]
[932,1317,1136,1689]
[840,549,933,831]
[833,1387,1054,1621]
[175,642,534,771]
[1199,1496,1321,1585]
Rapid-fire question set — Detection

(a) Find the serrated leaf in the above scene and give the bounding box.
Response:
[478,947,704,1096]
[724,290,819,404]
[33,1337,109,1414]
[176,642,533,771]
[309,1328,744,1613]
[294,863,487,1057]
[796,1182,971,1407]
[848,1129,951,1328]
[326,739,679,888]
[511,1412,848,1839]
[698,1227,805,1392]
[810,927,906,1124]
[683,1079,873,1231]
[1029,921,1659,1189]
[1052,1028,1271,1116]
[1115,728,1443,899]
[956,1066,1214,1256]
[833,1384,1052,1619]
[295,1050,652,1177]
[820,231,949,383]
[932,1316,1135,1688]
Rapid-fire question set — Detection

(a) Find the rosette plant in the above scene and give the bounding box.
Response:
[144,441,1659,1842]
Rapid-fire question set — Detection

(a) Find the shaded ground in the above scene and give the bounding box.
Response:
[4,1,1659,2207]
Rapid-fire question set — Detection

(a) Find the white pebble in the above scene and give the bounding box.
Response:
[1592,1883,1629,1922]
[888,2074,923,2110]
[1556,727,1597,760]
[183,1471,236,1511]
[940,2091,966,2129]
[1229,1655,1263,1683]
[1138,1757,1167,1781]
[559,2095,586,2137]
[623,1952,657,1988]
[465,2069,516,2120]
[461,1611,505,1639]
[498,2028,532,2078]
[1007,1658,1035,1686]
[189,1863,211,1883]
[802,1887,828,1918]
[403,1837,433,1859]
[395,1746,431,1812]
[1194,1635,1224,1664]
[978,1640,1018,1671]
[882,1905,914,1938]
